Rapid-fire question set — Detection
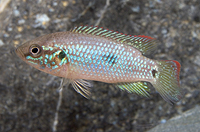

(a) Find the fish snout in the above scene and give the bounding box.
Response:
[15,47,25,59]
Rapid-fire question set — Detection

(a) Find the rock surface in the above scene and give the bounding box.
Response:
[0,0,199,132]
[148,105,200,132]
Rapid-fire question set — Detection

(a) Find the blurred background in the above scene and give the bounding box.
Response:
[0,0,199,131]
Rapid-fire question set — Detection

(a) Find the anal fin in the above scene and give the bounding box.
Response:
[71,79,92,98]
[117,82,151,97]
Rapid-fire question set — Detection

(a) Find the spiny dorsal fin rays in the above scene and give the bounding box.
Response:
[71,25,158,55]
[116,82,151,98]
[71,79,92,98]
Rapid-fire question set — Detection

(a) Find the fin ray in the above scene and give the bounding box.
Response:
[152,60,183,104]
[71,79,92,98]
[116,82,151,97]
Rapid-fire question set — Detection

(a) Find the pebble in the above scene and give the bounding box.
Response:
[35,14,50,24]
[18,19,25,25]
[193,54,200,66]
[13,9,20,17]
[0,39,4,47]
[131,6,140,13]
[33,14,50,28]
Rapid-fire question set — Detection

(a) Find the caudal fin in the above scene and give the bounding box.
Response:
[152,60,183,104]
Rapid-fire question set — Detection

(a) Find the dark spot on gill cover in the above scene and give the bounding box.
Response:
[58,51,66,60]
[152,69,157,78]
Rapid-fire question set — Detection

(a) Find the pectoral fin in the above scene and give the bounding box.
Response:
[71,79,92,98]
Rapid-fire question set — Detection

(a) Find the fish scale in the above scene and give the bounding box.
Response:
[16,26,183,104]
[43,34,155,83]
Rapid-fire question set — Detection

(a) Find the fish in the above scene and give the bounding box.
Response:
[16,25,183,104]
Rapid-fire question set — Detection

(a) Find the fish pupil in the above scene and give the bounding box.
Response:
[32,47,39,54]
[59,51,66,60]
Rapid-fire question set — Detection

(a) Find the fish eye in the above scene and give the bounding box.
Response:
[29,44,42,57]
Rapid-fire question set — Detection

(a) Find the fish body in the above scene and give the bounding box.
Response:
[16,26,182,104]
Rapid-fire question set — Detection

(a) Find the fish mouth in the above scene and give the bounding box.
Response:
[15,47,25,59]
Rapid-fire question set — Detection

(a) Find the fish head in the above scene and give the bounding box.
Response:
[16,33,69,77]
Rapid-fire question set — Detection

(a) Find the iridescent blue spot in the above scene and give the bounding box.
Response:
[40,61,43,65]
[52,65,58,69]
[97,60,100,65]
[69,48,72,54]
[95,64,98,68]
[73,49,76,54]
[95,55,99,60]
[45,54,49,58]
[77,57,80,61]
[86,49,90,54]
[47,63,51,68]
[91,64,93,68]
[52,62,55,65]
[98,50,101,55]
[83,62,85,67]
[105,48,108,51]
[92,54,95,59]
[44,59,48,64]
[73,56,77,60]
[90,50,93,54]
[135,62,137,65]
[76,52,79,56]
[85,58,88,63]
[80,53,83,57]
[84,54,87,58]
[76,44,79,49]
[48,55,52,60]
[116,50,119,54]
[26,56,31,59]
[94,50,98,55]
[81,57,84,62]
[88,58,92,63]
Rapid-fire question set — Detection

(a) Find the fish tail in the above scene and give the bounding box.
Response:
[152,60,183,104]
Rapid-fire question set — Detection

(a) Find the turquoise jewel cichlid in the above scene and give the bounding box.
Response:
[16,26,183,104]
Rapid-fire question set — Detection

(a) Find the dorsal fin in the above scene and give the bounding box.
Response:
[70,26,158,55]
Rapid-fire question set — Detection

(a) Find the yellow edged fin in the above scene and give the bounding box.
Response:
[152,60,183,104]
[117,82,151,98]
[71,26,158,55]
